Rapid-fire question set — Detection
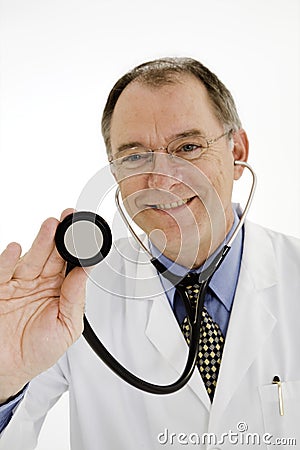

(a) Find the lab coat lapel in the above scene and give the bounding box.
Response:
[145,295,211,410]
[134,242,211,411]
[210,221,277,421]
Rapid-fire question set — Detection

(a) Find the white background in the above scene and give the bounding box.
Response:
[0,0,299,449]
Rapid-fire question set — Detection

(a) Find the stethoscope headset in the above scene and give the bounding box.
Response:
[55,161,256,394]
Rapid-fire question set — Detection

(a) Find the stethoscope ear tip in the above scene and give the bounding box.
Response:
[234,160,244,166]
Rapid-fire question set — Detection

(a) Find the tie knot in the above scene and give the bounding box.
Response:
[180,273,201,308]
[181,272,200,289]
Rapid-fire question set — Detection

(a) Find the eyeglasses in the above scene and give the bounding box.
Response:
[109,129,232,177]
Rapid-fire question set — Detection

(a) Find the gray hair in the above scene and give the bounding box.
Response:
[101,57,242,158]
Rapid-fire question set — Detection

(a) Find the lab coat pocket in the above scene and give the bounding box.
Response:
[258,380,300,448]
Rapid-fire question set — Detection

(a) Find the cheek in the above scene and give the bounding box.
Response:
[185,159,234,221]
[119,175,147,200]
[119,175,149,220]
[200,155,234,196]
[179,162,219,201]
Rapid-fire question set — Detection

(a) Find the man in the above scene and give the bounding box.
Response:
[0,58,299,449]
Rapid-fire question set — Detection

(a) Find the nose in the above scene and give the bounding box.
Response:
[147,152,181,190]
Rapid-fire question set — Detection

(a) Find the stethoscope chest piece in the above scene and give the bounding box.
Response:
[55,211,112,268]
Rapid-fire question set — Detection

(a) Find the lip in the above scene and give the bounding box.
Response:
[147,196,196,212]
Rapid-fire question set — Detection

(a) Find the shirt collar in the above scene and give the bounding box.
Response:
[149,204,244,312]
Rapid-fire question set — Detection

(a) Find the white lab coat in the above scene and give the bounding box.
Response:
[1,221,300,450]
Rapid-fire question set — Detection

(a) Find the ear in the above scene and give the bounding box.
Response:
[231,128,249,180]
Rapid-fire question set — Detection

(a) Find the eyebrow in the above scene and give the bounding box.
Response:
[115,142,145,155]
[113,128,207,156]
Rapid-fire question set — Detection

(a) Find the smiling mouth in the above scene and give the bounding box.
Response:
[149,196,195,210]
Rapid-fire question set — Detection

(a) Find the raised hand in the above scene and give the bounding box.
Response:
[0,210,88,403]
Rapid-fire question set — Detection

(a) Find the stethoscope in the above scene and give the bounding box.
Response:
[55,161,256,394]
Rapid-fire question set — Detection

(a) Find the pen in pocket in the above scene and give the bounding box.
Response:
[272,375,284,416]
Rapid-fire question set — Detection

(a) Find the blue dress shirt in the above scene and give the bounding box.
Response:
[0,386,27,433]
[150,206,244,336]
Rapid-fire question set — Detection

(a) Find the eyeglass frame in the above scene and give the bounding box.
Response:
[108,128,233,173]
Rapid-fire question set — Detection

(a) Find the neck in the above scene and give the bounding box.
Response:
[152,207,235,269]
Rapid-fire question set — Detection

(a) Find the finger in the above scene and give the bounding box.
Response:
[0,243,22,283]
[60,208,76,221]
[58,267,88,336]
[14,218,59,280]
[42,208,76,277]
[42,246,66,278]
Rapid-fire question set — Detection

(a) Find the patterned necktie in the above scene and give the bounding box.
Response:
[179,274,225,401]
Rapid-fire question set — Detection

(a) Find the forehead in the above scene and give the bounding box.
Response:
[110,74,221,150]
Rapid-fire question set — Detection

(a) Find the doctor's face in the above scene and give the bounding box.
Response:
[109,74,247,268]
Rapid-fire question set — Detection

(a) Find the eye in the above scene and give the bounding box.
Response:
[171,137,207,160]
[119,152,151,168]
[123,153,144,162]
[180,143,202,153]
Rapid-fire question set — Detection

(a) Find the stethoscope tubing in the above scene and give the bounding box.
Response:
[81,161,257,394]
[82,278,209,394]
